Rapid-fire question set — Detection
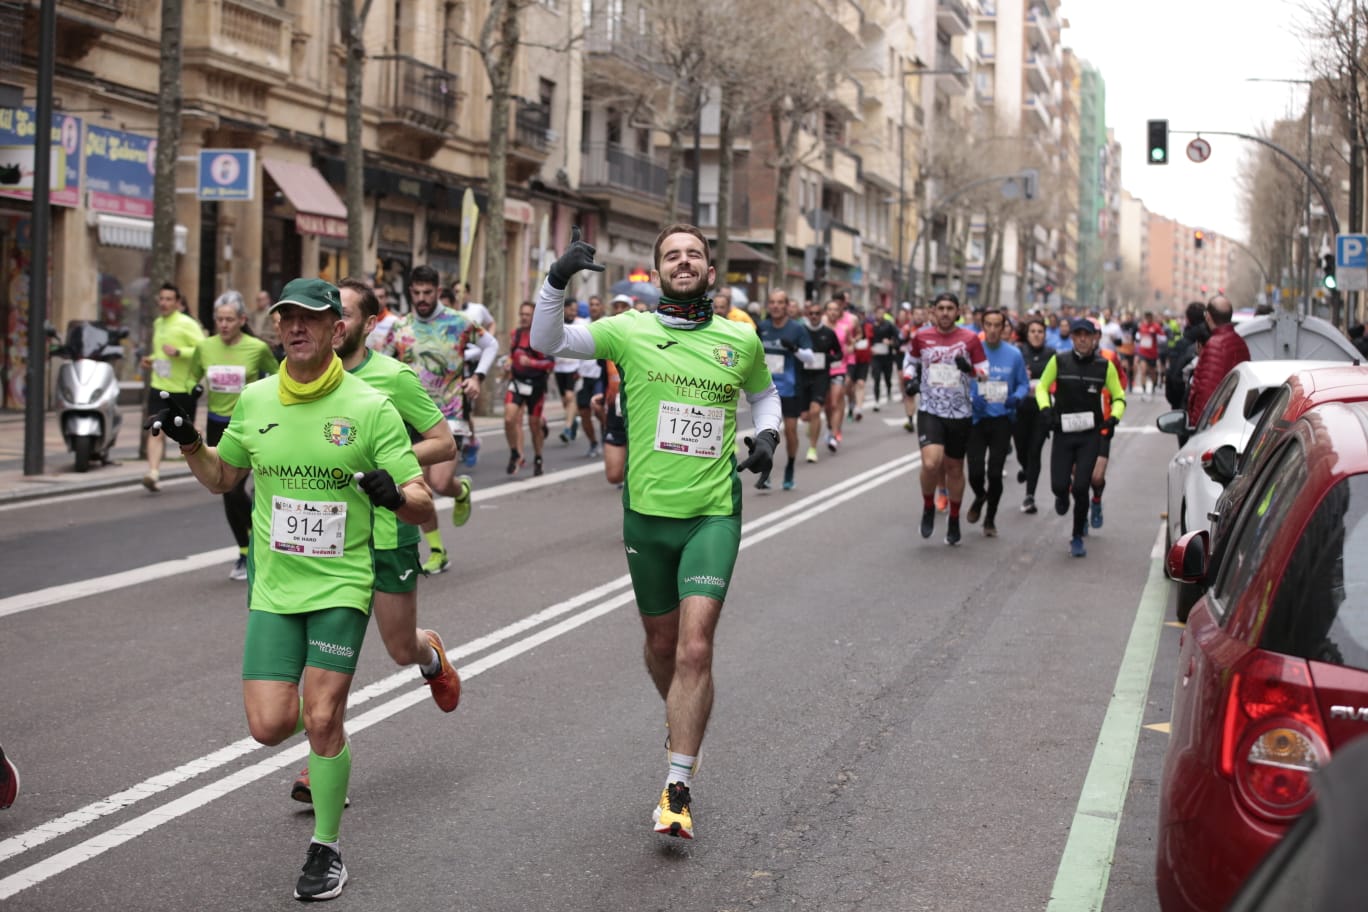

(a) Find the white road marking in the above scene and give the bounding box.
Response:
[0,475,199,513]
[0,454,919,896]
[1115,426,1159,434]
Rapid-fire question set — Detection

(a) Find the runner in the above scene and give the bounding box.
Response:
[1090,344,1130,532]
[555,299,584,444]
[1134,310,1164,402]
[364,281,399,351]
[964,309,1029,537]
[823,298,854,452]
[1013,317,1053,514]
[576,295,607,458]
[869,303,900,412]
[380,265,495,573]
[505,301,555,476]
[799,299,842,464]
[457,290,497,467]
[846,306,873,423]
[592,359,627,486]
[1034,318,1126,558]
[909,292,989,546]
[531,224,780,841]
[141,282,205,492]
[148,277,434,900]
[190,291,279,579]
[756,289,814,490]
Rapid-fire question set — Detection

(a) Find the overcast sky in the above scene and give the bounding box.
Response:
[1062,0,1318,241]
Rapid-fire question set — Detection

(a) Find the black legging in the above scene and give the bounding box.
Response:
[871,355,896,403]
[967,415,1013,522]
[1050,430,1102,539]
[206,417,252,549]
[1012,402,1048,498]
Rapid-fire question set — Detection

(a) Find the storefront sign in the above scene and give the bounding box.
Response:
[198,149,255,201]
[295,212,347,238]
[376,209,414,251]
[85,125,155,217]
[0,107,81,207]
[428,221,461,257]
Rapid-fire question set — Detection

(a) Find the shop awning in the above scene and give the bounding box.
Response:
[715,240,776,264]
[96,213,187,254]
[262,158,348,238]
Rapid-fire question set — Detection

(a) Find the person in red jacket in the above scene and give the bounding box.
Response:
[505,300,556,476]
[1186,295,1251,427]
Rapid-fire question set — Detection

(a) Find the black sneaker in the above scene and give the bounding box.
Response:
[966,497,984,525]
[506,450,521,475]
[1017,469,1027,484]
[294,842,347,901]
[533,455,544,477]
[920,506,935,539]
[1021,496,1037,515]
[1054,494,1070,516]
[945,517,961,546]
[983,520,997,538]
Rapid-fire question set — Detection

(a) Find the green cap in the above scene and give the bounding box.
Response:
[270,278,342,316]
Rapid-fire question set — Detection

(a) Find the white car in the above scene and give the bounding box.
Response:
[1158,359,1343,549]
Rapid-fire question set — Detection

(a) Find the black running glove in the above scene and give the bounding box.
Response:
[781,338,798,353]
[143,389,201,447]
[736,429,780,475]
[354,469,405,511]
[1041,407,1058,432]
[955,353,973,375]
[548,226,605,290]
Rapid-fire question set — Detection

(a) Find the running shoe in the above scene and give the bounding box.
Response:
[421,630,461,712]
[461,438,480,467]
[920,506,935,539]
[652,782,694,839]
[904,418,915,433]
[229,555,248,581]
[559,427,572,444]
[141,470,160,492]
[1071,536,1087,558]
[966,497,984,525]
[854,409,863,423]
[1017,469,1027,484]
[1090,500,1104,529]
[805,446,818,463]
[1021,496,1037,515]
[288,770,350,807]
[1054,494,1070,516]
[533,455,544,477]
[0,744,18,809]
[755,474,772,490]
[586,443,601,458]
[422,549,450,575]
[935,488,949,513]
[451,476,473,527]
[847,405,855,419]
[983,521,998,538]
[827,434,838,453]
[873,402,881,412]
[294,842,348,901]
[782,464,795,491]
[945,517,961,546]
[506,450,522,475]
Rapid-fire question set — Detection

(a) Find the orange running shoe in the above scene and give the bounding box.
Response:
[935,487,949,513]
[422,630,461,712]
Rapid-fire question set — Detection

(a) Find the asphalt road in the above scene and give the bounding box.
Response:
[0,398,1183,911]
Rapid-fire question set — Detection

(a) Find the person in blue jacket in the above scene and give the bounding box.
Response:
[965,308,1030,537]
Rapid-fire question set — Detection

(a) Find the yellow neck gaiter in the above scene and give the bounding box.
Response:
[278,353,344,405]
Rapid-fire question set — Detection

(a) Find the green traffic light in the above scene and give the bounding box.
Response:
[1150,148,1166,163]
[1325,274,1338,290]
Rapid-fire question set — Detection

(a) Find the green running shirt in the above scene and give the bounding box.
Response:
[190,333,279,418]
[588,309,772,518]
[216,372,422,615]
[348,349,446,550]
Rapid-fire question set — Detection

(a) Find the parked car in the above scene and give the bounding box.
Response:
[1157,400,1368,912]
[1157,361,1340,617]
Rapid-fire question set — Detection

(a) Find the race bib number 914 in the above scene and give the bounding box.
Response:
[271,496,347,558]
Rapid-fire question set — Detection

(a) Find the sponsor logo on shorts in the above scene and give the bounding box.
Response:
[323,417,358,447]
[398,569,414,581]
[684,574,727,588]
[625,546,639,554]
[309,639,355,658]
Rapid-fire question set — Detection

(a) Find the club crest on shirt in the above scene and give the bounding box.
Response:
[711,344,738,368]
[323,417,358,447]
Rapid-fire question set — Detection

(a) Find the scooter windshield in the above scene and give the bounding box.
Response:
[64,322,112,359]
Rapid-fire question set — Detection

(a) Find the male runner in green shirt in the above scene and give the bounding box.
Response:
[190,290,279,579]
[142,282,205,491]
[147,277,434,901]
[532,224,782,840]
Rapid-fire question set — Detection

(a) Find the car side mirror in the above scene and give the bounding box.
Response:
[1167,529,1211,584]
[1156,410,1187,435]
[1201,444,1239,487]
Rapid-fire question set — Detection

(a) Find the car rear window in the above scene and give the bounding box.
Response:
[1260,475,1368,669]
[1239,385,1291,475]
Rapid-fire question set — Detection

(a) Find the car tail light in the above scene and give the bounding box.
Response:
[1200,448,1215,469]
[1219,651,1328,821]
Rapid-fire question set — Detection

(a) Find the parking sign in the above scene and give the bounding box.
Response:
[1336,233,1368,291]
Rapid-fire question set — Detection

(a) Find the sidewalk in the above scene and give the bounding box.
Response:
[0,396,574,504]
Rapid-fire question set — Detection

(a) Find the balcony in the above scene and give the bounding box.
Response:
[823,144,860,193]
[374,55,459,160]
[28,0,127,62]
[1027,6,1053,47]
[937,0,973,35]
[1026,93,1051,131]
[581,142,695,205]
[508,99,554,183]
[1025,49,1051,92]
[584,17,671,84]
[934,51,971,94]
[182,0,293,116]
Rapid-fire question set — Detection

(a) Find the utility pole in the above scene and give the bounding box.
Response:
[22,0,55,477]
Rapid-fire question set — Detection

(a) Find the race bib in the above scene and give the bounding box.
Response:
[928,362,959,388]
[1061,411,1096,433]
[1029,378,1039,392]
[512,379,534,397]
[152,358,172,379]
[871,342,890,356]
[1140,333,1155,349]
[806,352,826,371]
[654,400,724,458]
[764,352,786,375]
[981,380,1008,404]
[205,364,246,394]
[270,496,346,558]
[855,339,870,351]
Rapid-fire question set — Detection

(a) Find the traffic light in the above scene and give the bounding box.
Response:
[1193,229,1204,250]
[1323,253,1337,289]
[1147,119,1169,165]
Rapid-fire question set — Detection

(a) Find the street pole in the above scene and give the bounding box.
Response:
[896,72,906,302]
[23,0,55,477]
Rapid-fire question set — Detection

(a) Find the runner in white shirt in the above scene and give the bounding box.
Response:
[575,295,606,457]
[458,295,497,467]
[365,282,400,351]
[555,299,586,443]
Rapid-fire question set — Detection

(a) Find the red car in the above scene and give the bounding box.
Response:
[1158,400,1368,911]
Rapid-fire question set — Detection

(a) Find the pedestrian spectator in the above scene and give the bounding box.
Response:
[1187,294,1251,428]
[1165,301,1208,415]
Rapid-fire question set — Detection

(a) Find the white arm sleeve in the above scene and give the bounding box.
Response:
[746,383,783,436]
[472,330,499,375]
[530,280,596,358]
[795,347,816,367]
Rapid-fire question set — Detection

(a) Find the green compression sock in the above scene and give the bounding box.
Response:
[424,529,444,553]
[309,742,352,844]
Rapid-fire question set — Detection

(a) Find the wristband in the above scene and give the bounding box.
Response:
[180,436,204,456]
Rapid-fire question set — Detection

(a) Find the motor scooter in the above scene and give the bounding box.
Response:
[48,320,128,472]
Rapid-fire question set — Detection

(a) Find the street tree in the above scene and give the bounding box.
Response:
[339,0,376,281]
[150,0,181,331]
